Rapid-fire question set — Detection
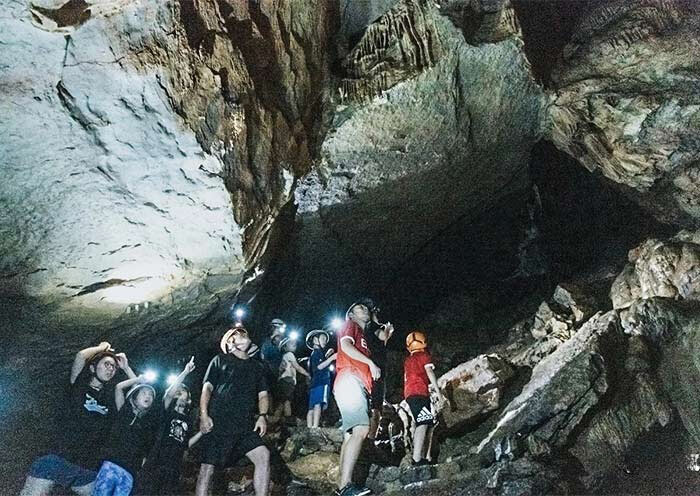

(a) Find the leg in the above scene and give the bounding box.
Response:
[283,400,292,418]
[424,425,435,461]
[313,404,322,428]
[412,425,428,463]
[338,425,369,489]
[368,408,381,440]
[245,445,270,496]
[112,468,134,496]
[19,477,53,496]
[195,464,215,496]
[307,409,314,428]
[92,462,118,496]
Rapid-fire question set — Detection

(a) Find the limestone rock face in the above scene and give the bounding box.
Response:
[294,0,544,297]
[1,0,334,326]
[476,311,621,460]
[611,233,700,309]
[546,0,700,226]
[437,354,514,431]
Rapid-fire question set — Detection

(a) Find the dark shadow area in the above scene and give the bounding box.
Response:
[600,417,700,495]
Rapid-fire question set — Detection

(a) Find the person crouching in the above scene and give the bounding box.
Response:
[92,376,157,495]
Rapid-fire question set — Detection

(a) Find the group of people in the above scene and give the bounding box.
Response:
[20,297,445,496]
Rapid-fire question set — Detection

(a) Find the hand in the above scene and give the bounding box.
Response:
[99,341,112,351]
[184,356,195,374]
[200,414,214,434]
[369,361,381,380]
[330,353,337,361]
[254,415,267,436]
[115,353,129,370]
[384,323,395,340]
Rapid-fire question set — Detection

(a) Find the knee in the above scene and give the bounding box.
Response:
[199,464,214,477]
[353,425,370,438]
[257,446,270,467]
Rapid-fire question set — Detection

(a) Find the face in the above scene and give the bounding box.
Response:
[231,330,251,352]
[315,334,329,348]
[174,387,191,410]
[134,388,155,410]
[350,304,370,324]
[286,340,297,352]
[92,357,117,383]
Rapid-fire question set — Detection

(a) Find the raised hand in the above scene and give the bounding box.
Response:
[184,356,195,374]
[99,341,112,351]
[115,353,129,370]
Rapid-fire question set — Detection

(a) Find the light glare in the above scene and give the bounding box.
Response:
[144,370,158,382]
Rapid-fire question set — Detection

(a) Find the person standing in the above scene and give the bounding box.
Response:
[139,357,203,495]
[20,342,136,496]
[334,301,381,496]
[306,330,336,428]
[361,300,394,441]
[195,327,270,496]
[403,331,445,465]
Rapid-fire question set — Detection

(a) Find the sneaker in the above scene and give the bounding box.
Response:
[338,483,372,496]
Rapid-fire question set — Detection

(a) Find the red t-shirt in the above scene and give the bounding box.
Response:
[403,351,433,398]
[335,320,373,393]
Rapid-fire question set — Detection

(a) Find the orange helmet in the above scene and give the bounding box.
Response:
[406,331,427,353]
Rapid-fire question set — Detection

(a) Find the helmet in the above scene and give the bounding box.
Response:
[406,331,427,353]
[305,329,330,350]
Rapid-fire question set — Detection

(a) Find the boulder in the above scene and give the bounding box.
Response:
[476,311,622,460]
[437,354,514,430]
[612,235,700,309]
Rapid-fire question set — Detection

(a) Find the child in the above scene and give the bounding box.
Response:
[403,331,445,466]
[305,330,336,428]
[92,375,157,495]
[276,337,311,424]
[139,357,203,495]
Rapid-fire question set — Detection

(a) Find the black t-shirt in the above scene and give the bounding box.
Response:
[365,321,387,370]
[144,403,191,474]
[60,374,117,470]
[203,353,267,433]
[102,404,156,477]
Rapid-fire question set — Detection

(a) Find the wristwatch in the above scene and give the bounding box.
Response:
[258,413,268,418]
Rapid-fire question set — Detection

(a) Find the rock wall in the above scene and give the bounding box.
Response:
[1,0,335,328]
[546,0,700,226]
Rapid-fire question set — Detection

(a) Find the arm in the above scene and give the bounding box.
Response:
[164,356,195,410]
[290,355,311,378]
[253,391,269,436]
[375,323,394,344]
[70,342,111,384]
[115,353,137,380]
[115,376,144,410]
[199,383,214,433]
[424,363,446,404]
[316,353,337,370]
[188,430,204,448]
[340,338,381,379]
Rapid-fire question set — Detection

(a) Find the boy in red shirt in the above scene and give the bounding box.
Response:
[334,300,381,496]
[403,331,444,465]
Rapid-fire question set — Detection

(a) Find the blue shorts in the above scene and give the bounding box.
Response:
[28,454,96,488]
[93,460,134,496]
[308,384,330,410]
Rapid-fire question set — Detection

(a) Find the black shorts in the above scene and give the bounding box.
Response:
[200,429,265,467]
[406,395,435,426]
[371,378,386,409]
[277,378,295,402]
